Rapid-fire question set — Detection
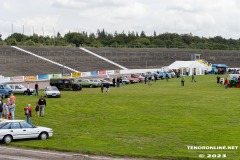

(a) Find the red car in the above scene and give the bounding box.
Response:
[122,76,139,83]
[131,74,145,82]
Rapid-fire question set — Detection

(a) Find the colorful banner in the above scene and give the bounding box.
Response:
[81,72,91,77]
[99,70,106,75]
[114,70,121,74]
[49,74,61,78]
[25,76,38,81]
[72,72,81,78]
[62,73,72,78]
[91,71,98,76]
[0,77,11,83]
[38,74,50,80]
[106,70,114,75]
[11,76,24,82]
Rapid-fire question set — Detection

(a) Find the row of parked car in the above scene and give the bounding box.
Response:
[0,83,61,99]
[0,72,174,98]
[49,74,147,91]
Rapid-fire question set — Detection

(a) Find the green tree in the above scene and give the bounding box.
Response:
[5,38,17,46]
[152,39,166,47]
[26,39,35,46]
[131,38,151,47]
[64,32,86,47]
[140,31,146,38]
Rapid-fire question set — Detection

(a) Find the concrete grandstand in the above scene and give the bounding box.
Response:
[0,46,238,77]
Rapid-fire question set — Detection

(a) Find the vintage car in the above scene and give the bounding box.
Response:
[122,76,139,83]
[76,79,100,88]
[104,77,130,85]
[0,84,12,98]
[7,84,35,95]
[50,78,82,91]
[0,120,53,143]
[131,74,145,82]
[90,79,113,86]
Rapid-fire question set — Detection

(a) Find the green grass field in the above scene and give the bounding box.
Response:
[6,74,240,159]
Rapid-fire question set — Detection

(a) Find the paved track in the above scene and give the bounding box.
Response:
[0,146,141,160]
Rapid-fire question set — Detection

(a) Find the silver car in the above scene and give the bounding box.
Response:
[44,86,61,98]
[0,120,53,143]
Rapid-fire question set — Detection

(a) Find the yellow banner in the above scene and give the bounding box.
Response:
[24,76,37,81]
[72,72,81,78]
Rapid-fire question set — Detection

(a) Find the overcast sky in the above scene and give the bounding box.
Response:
[1,0,240,40]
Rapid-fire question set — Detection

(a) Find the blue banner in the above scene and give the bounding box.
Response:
[38,74,49,80]
[90,71,98,76]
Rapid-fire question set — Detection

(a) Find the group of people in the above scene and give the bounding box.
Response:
[0,92,46,124]
[23,95,47,123]
[0,93,16,120]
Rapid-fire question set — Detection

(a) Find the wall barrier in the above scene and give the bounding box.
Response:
[0,68,162,83]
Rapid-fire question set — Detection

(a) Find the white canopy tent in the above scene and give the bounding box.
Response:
[168,61,206,75]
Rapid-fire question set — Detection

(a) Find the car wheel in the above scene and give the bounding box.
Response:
[89,84,93,88]
[3,135,12,143]
[39,132,48,140]
[24,91,28,95]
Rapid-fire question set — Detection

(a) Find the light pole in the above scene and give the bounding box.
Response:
[62,51,65,74]
[53,27,55,46]
[145,53,148,70]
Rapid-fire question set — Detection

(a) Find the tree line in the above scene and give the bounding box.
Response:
[0,30,240,50]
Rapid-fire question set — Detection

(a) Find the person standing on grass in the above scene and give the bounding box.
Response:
[224,78,228,89]
[35,102,40,117]
[27,82,30,95]
[154,74,157,82]
[217,75,220,84]
[166,73,169,82]
[191,74,196,82]
[38,96,46,117]
[112,78,116,87]
[105,82,110,94]
[2,103,9,119]
[0,101,3,118]
[24,104,32,124]
[35,82,39,96]
[10,93,16,104]
[181,76,185,86]
[8,102,16,120]
[148,76,152,86]
[100,83,104,93]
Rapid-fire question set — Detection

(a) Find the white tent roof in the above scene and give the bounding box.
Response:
[168,61,205,69]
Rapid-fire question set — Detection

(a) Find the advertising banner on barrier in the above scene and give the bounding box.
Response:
[38,74,50,80]
[25,76,38,81]
[81,72,91,77]
[11,76,24,82]
[91,71,98,76]
[72,72,81,78]
[106,70,114,75]
[115,70,121,74]
[62,73,72,78]
[99,70,106,75]
[0,77,11,83]
[49,74,61,79]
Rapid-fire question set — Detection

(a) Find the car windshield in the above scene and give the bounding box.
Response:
[3,84,11,90]
[46,87,58,91]
[0,122,7,129]
[18,85,25,88]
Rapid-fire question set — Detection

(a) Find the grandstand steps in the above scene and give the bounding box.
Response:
[0,46,240,77]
